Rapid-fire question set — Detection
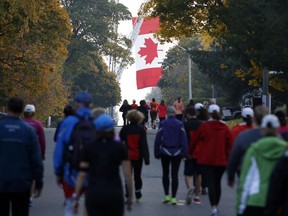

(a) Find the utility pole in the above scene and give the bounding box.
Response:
[262,67,270,112]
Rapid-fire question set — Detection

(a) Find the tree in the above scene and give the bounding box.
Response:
[0,0,71,121]
[144,0,288,107]
[61,0,133,106]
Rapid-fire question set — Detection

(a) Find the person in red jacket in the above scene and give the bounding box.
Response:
[150,98,158,129]
[231,107,254,143]
[119,110,150,202]
[193,104,233,216]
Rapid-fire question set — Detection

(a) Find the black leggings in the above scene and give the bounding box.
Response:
[201,165,226,206]
[161,155,182,198]
[0,191,30,216]
[130,160,143,197]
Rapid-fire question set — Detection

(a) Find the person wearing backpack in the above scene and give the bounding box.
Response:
[154,106,188,205]
[53,92,93,216]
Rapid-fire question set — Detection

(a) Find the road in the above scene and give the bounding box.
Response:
[30,128,237,216]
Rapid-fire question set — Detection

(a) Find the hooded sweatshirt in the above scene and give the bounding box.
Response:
[236,137,287,215]
[193,119,233,166]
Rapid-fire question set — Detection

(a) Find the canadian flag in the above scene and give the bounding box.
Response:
[133,17,165,89]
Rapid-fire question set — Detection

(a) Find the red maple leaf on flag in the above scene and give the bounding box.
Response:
[138,38,159,64]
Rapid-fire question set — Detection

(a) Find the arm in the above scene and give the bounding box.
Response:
[141,129,150,165]
[180,125,188,157]
[29,128,44,198]
[122,160,133,211]
[37,122,46,160]
[227,136,244,187]
[154,127,163,159]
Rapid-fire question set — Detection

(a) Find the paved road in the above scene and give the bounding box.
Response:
[30,128,237,216]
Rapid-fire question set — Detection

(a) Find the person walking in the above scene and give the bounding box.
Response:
[54,105,74,142]
[72,114,133,216]
[275,110,288,140]
[119,99,131,126]
[264,150,288,216]
[53,91,93,216]
[236,115,287,216]
[23,104,46,207]
[193,104,233,216]
[119,110,150,202]
[183,107,203,205]
[173,97,184,121]
[149,98,158,129]
[0,97,43,216]
[157,99,167,122]
[154,106,188,205]
[227,106,269,187]
[137,100,149,129]
[231,107,254,143]
[130,99,138,110]
[23,104,46,160]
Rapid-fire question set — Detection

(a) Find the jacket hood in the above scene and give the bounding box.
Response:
[252,137,287,160]
[206,120,227,131]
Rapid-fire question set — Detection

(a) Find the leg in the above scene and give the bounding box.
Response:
[11,191,30,216]
[0,192,10,216]
[201,165,218,206]
[171,156,182,198]
[133,160,143,200]
[214,166,226,205]
[161,155,170,196]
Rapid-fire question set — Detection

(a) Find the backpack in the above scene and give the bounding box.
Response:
[63,114,96,171]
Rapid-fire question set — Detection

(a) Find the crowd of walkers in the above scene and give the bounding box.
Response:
[1,93,288,216]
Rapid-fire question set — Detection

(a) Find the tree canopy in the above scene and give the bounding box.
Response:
[144,0,288,106]
[0,0,71,120]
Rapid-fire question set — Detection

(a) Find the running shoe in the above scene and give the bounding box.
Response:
[193,196,201,204]
[135,191,142,200]
[211,208,218,216]
[162,195,171,204]
[29,200,34,207]
[185,189,193,205]
[170,198,177,205]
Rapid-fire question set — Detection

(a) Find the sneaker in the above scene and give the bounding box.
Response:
[162,195,171,204]
[135,190,142,201]
[29,200,34,207]
[170,198,177,205]
[193,196,201,204]
[202,187,208,195]
[211,208,218,216]
[185,189,193,205]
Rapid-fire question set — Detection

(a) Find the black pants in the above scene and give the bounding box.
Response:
[0,191,30,216]
[159,117,166,122]
[161,155,182,198]
[131,160,143,197]
[201,165,226,206]
[122,114,127,126]
[238,206,264,216]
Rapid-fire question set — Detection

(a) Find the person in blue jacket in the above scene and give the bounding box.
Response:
[0,97,43,216]
[53,92,92,216]
[154,106,188,205]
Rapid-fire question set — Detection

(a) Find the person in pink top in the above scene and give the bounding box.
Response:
[173,97,184,121]
[23,104,46,160]
[157,99,168,122]
[23,104,46,207]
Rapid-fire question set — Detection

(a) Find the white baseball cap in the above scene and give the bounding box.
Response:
[261,114,280,129]
[194,103,204,110]
[208,104,220,113]
[24,104,35,112]
[242,107,254,118]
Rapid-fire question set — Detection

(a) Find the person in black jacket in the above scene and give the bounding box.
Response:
[119,99,131,126]
[0,97,43,216]
[120,109,150,202]
[264,151,288,216]
[137,100,149,129]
